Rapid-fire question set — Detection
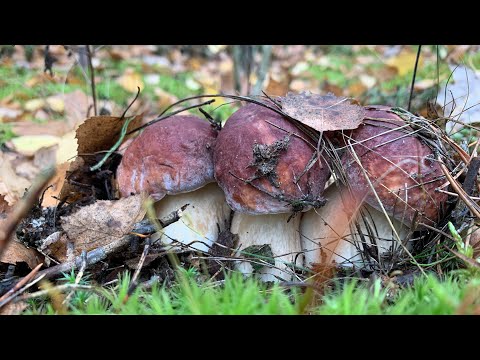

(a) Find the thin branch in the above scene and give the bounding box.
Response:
[0,263,43,308]
[86,45,97,116]
[407,45,422,111]
[123,237,152,304]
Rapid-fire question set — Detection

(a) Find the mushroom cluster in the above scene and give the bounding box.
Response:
[116,99,449,281]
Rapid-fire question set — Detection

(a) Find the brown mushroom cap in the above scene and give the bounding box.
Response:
[341,105,447,227]
[214,103,330,214]
[117,115,217,200]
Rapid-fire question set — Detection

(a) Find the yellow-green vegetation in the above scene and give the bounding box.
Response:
[22,267,480,315]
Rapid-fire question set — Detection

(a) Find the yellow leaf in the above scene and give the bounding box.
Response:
[56,131,78,164]
[11,135,61,156]
[24,98,45,112]
[117,69,144,93]
[414,79,436,91]
[386,51,423,77]
[203,86,224,105]
[46,96,65,113]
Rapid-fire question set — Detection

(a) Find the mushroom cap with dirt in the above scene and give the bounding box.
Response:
[300,184,410,271]
[117,115,231,253]
[340,105,448,229]
[214,103,331,281]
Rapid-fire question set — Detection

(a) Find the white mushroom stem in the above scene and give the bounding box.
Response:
[154,182,231,253]
[300,185,410,269]
[232,213,302,282]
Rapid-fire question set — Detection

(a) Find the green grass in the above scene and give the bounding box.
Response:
[317,272,480,315]
[0,123,15,146]
[20,266,480,315]
[25,268,299,315]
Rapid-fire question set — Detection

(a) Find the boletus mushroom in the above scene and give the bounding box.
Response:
[117,115,231,252]
[340,105,448,229]
[301,184,409,269]
[214,103,331,281]
[301,105,447,270]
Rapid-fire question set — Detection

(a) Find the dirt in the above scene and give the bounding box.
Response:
[248,135,290,187]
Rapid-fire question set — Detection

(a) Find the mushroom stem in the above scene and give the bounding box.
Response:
[231,212,302,282]
[154,183,231,253]
[300,185,410,269]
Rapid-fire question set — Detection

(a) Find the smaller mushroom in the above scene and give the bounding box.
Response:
[340,105,448,228]
[300,184,410,269]
[117,115,231,252]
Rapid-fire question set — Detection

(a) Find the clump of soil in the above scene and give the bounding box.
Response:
[249,135,290,187]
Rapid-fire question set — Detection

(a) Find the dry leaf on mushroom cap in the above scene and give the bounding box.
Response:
[279,91,365,132]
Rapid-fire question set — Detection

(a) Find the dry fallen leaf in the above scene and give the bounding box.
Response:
[117,68,144,93]
[24,98,45,112]
[75,115,143,155]
[280,91,365,132]
[46,96,65,113]
[0,240,43,269]
[414,79,436,91]
[60,114,143,202]
[0,152,31,206]
[0,301,28,315]
[11,120,70,137]
[154,88,179,110]
[347,82,368,97]
[10,135,61,157]
[41,162,70,208]
[55,130,77,164]
[60,195,146,256]
[0,107,22,122]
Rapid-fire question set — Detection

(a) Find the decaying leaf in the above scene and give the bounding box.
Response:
[0,152,31,206]
[60,195,146,256]
[76,115,143,155]
[59,114,143,202]
[0,300,28,315]
[0,240,43,269]
[242,244,275,272]
[279,91,365,132]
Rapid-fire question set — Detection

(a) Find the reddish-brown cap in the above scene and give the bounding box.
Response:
[341,105,447,227]
[214,103,330,214]
[117,115,217,200]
